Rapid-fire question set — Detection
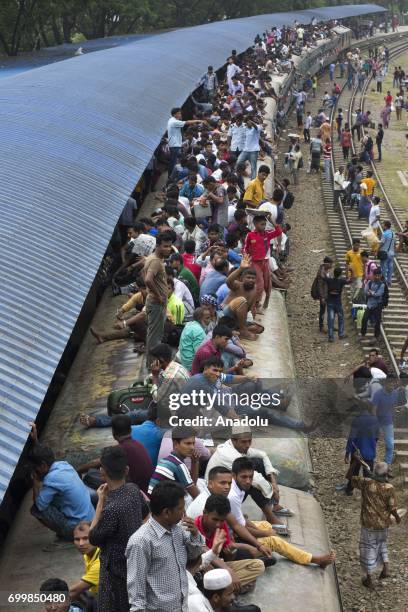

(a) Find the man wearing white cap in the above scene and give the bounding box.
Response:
[205,426,292,525]
[202,568,261,612]
[353,462,401,588]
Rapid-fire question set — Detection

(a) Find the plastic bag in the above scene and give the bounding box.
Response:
[361,227,380,251]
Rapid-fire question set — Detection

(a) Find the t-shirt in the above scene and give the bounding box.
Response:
[82,548,101,595]
[143,253,167,303]
[345,250,364,278]
[148,452,193,495]
[362,177,376,196]
[179,266,200,301]
[131,233,156,257]
[325,277,348,304]
[119,437,154,495]
[167,116,186,148]
[131,421,165,465]
[182,252,201,282]
[244,177,266,207]
[194,515,231,549]
[179,320,206,370]
[372,388,399,425]
[200,270,227,301]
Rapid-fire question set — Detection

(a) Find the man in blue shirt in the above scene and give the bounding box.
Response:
[372,382,403,470]
[29,445,95,541]
[199,259,229,301]
[131,403,166,465]
[345,401,379,495]
[379,220,395,286]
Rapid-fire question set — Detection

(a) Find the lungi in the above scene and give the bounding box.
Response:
[359,527,389,574]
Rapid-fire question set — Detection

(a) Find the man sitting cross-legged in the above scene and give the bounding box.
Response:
[195,494,265,593]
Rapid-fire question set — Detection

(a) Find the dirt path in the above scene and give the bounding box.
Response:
[276,70,408,611]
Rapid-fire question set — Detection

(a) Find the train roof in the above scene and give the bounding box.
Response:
[0,4,386,501]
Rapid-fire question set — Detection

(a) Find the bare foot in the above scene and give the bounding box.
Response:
[240,330,258,341]
[79,414,97,428]
[313,550,336,568]
[90,328,104,344]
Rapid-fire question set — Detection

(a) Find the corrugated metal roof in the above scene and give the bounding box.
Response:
[0,4,386,502]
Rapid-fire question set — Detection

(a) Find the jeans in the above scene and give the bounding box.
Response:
[237,150,259,179]
[381,423,394,465]
[93,409,149,428]
[169,146,181,175]
[380,255,394,285]
[319,299,326,330]
[327,302,345,339]
[377,142,382,160]
[361,305,382,339]
[303,128,310,142]
[333,189,345,210]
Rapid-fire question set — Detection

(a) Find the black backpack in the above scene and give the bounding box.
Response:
[311,275,320,300]
[283,191,295,210]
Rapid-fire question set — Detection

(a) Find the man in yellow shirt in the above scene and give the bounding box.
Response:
[345,238,364,300]
[70,521,100,601]
[243,165,270,208]
[361,170,376,197]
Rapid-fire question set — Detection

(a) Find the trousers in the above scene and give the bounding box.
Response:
[146,300,166,367]
[253,521,313,564]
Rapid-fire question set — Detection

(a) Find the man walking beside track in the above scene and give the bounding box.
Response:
[143,232,173,366]
[353,462,400,588]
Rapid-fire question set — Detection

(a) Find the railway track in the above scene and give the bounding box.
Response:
[322,37,408,375]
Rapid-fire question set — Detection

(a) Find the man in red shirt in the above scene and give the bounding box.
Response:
[243,214,282,309]
[191,324,233,375]
[384,91,392,107]
[195,494,265,589]
[182,239,202,282]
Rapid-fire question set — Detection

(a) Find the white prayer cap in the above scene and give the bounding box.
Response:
[231,425,252,437]
[374,462,389,476]
[204,569,232,591]
[370,367,387,380]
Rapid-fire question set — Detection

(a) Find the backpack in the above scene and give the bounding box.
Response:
[283,191,294,209]
[107,381,153,416]
[311,274,320,300]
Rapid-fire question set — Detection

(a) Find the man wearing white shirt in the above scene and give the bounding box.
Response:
[237,118,263,179]
[227,115,246,158]
[303,111,313,143]
[333,165,346,210]
[369,197,381,233]
[226,57,242,93]
[167,108,204,174]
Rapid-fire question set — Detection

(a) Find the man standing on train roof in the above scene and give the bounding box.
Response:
[167,107,207,174]
[143,231,173,367]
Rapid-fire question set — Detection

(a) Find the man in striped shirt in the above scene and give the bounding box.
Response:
[148,426,200,499]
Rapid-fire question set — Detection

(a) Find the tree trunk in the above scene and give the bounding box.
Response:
[0,30,11,55]
[51,18,63,45]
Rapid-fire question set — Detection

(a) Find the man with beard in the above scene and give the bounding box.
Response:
[222,254,264,340]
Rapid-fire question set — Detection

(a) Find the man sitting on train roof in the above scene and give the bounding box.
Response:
[28,432,95,542]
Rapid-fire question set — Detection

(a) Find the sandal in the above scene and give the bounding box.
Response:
[273,526,290,536]
[241,359,254,368]
[274,507,294,517]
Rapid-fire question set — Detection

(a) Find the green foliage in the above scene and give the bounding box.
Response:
[0,0,394,56]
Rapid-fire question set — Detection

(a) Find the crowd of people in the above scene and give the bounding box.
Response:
[24,14,408,612]
[28,18,345,612]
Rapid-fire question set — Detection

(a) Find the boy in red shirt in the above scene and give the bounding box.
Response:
[243,214,282,310]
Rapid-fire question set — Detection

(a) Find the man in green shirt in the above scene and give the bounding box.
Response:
[170,253,200,304]
[177,307,212,370]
